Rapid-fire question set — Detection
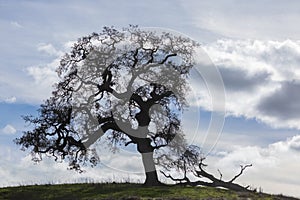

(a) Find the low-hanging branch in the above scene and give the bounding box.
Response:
[161,159,252,192]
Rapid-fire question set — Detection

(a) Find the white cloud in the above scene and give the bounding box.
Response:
[0,43,63,104]
[5,96,17,103]
[210,135,300,197]
[0,145,145,188]
[22,43,66,102]
[27,62,58,88]
[199,39,300,129]
[24,61,59,103]
[99,151,144,174]
[19,41,79,103]
[180,0,300,40]
[0,96,17,103]
[1,124,17,135]
[37,43,63,57]
[10,21,23,29]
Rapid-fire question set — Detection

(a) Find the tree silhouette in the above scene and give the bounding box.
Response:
[16,26,199,185]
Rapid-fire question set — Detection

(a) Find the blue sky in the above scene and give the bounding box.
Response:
[1,0,300,197]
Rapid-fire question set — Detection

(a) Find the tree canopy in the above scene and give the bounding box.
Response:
[16,25,200,185]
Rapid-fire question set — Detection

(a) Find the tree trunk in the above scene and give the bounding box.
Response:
[137,138,161,186]
[141,151,161,186]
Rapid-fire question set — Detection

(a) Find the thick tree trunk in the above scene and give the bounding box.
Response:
[141,151,160,186]
[137,138,161,186]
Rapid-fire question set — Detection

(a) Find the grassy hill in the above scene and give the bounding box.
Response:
[0,183,298,200]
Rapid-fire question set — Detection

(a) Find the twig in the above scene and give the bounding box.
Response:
[229,164,252,183]
[217,169,223,181]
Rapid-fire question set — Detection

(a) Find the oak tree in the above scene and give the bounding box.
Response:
[16,26,199,185]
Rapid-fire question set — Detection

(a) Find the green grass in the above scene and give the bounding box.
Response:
[0,183,298,200]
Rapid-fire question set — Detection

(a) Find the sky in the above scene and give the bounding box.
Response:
[1,0,300,197]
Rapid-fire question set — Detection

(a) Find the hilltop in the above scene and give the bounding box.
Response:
[0,183,298,200]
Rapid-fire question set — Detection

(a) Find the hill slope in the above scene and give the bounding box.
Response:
[0,183,298,200]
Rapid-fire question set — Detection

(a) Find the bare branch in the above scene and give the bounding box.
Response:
[229,164,252,183]
[159,53,177,64]
[125,141,135,146]
[160,170,190,184]
[163,159,253,192]
[217,169,223,181]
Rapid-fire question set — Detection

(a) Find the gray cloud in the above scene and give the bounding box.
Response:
[220,67,270,92]
[202,39,300,129]
[258,81,300,119]
[289,136,300,152]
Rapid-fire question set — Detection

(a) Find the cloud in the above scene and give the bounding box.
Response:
[257,81,300,119]
[200,39,300,129]
[37,43,63,57]
[23,59,59,103]
[10,21,23,29]
[0,144,145,187]
[0,40,75,104]
[1,124,17,135]
[219,67,270,92]
[211,135,300,197]
[20,42,69,103]
[27,62,58,88]
[0,96,17,103]
[180,0,300,40]
[5,96,17,103]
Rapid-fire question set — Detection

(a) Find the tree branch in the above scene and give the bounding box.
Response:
[160,170,190,184]
[125,140,135,146]
[162,159,253,192]
[229,164,253,183]
[217,169,223,181]
[159,53,177,64]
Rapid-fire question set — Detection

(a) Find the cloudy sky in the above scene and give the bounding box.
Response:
[1,0,300,197]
